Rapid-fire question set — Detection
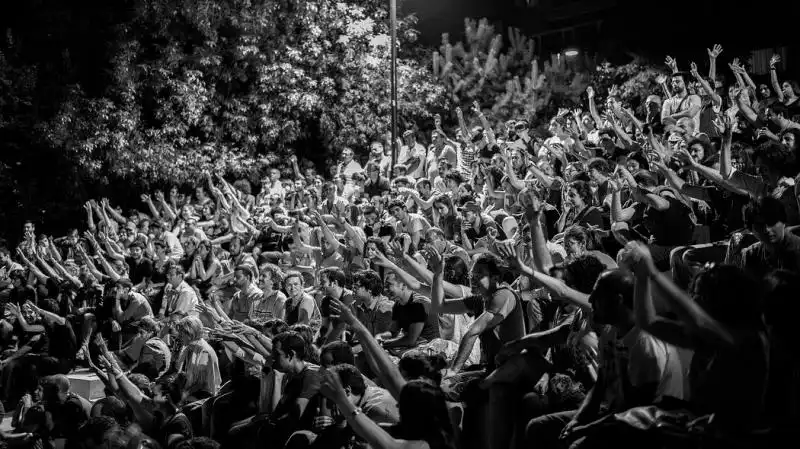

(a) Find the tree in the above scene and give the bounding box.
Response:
[431,18,591,127]
[42,0,445,185]
[591,59,666,116]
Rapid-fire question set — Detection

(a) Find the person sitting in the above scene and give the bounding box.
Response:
[378,272,440,354]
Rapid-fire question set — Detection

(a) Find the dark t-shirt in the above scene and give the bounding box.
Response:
[48,394,89,440]
[152,411,193,449]
[643,195,695,246]
[125,256,153,285]
[391,293,440,343]
[273,366,322,432]
[47,321,77,362]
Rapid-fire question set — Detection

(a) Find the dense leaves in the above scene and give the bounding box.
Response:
[42,0,445,184]
[432,19,591,127]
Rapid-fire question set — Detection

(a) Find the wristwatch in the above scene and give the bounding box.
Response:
[350,407,363,418]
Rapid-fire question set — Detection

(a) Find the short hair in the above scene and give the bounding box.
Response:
[235,264,254,280]
[586,158,611,175]
[166,264,186,278]
[567,180,594,205]
[272,331,307,360]
[154,373,186,405]
[744,196,787,227]
[174,437,221,449]
[174,316,204,342]
[329,364,367,397]
[284,271,304,286]
[320,341,355,366]
[387,199,406,211]
[264,319,289,337]
[425,227,446,241]
[319,267,346,288]
[351,270,383,296]
[41,374,71,393]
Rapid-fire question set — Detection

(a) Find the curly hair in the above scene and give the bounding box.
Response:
[562,254,607,294]
[755,141,797,177]
[258,263,285,291]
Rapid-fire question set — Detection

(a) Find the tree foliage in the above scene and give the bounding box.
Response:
[431,18,591,126]
[42,0,445,185]
[591,59,666,116]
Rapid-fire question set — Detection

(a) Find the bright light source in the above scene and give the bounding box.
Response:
[564,49,579,57]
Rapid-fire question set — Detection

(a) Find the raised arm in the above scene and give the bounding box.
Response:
[770,55,785,102]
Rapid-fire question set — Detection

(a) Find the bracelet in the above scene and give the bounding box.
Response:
[350,407,362,418]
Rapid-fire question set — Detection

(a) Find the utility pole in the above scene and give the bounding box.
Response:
[390,0,398,174]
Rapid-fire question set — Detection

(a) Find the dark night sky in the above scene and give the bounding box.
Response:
[404,0,800,74]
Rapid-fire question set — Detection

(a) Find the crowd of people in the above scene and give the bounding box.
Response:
[1,43,799,449]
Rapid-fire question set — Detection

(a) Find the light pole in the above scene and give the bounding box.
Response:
[390,0,398,174]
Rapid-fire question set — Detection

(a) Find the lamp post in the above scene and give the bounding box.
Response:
[390,0,398,174]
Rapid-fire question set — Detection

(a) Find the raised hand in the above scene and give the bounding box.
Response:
[770,54,781,69]
[140,194,150,203]
[707,44,723,59]
[425,245,444,274]
[471,100,481,115]
[434,113,442,129]
[665,55,678,73]
[320,367,348,404]
[455,107,464,119]
[689,61,700,78]
[495,240,524,272]
[328,297,357,327]
[586,86,595,99]
[655,73,668,85]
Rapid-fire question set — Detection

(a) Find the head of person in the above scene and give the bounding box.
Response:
[689,264,762,330]
[320,341,355,368]
[687,137,712,164]
[166,264,186,289]
[258,263,284,293]
[384,271,412,302]
[327,363,369,405]
[560,254,607,294]
[587,270,634,327]
[564,225,597,258]
[398,352,447,384]
[112,278,134,303]
[396,380,454,448]
[233,265,254,290]
[78,415,124,449]
[432,195,454,219]
[781,80,800,99]
[670,72,690,94]
[283,271,305,300]
[457,201,482,224]
[780,128,800,152]
[388,199,408,222]
[403,129,417,146]
[319,267,346,298]
[351,269,383,304]
[566,180,593,210]
[153,373,186,410]
[271,331,308,373]
[586,158,611,184]
[41,374,71,404]
[365,162,381,181]
[340,147,354,164]
[424,227,447,253]
[174,316,204,345]
[744,196,788,244]
[469,253,506,296]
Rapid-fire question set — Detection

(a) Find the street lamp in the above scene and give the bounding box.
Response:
[564,48,579,57]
